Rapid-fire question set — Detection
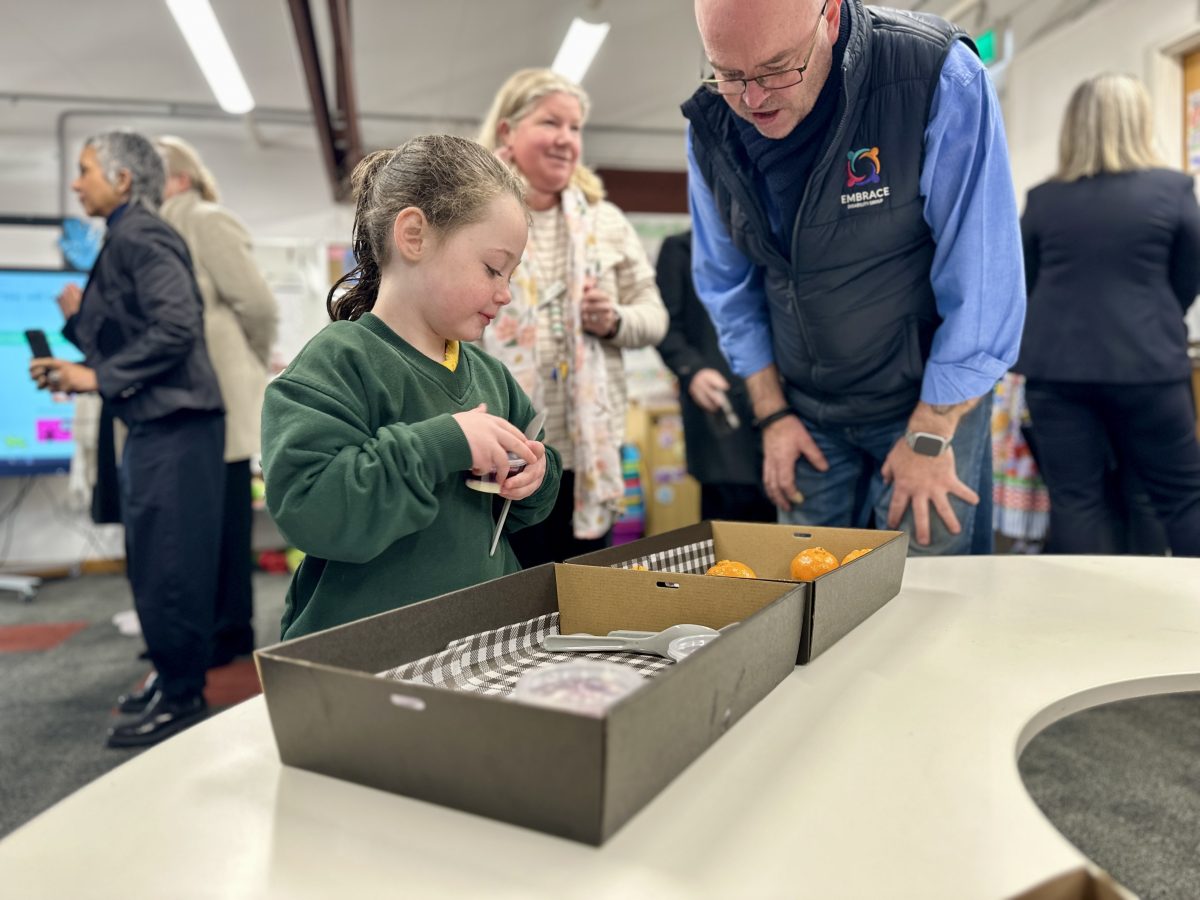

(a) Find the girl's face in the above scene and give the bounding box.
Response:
[422,195,528,342]
[501,92,584,197]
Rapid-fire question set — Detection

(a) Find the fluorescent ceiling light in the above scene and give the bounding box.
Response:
[165,0,255,114]
[551,18,610,84]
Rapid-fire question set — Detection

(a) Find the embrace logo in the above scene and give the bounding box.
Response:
[845,147,881,188]
[841,146,889,209]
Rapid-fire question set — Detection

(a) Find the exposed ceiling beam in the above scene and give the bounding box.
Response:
[328,0,364,179]
[285,0,362,201]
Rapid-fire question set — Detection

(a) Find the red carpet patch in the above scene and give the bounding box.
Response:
[204,659,262,707]
[0,621,89,653]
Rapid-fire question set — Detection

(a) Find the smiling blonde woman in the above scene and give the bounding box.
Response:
[478,68,668,565]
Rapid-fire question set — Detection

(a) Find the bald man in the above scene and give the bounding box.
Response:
[683,0,1025,555]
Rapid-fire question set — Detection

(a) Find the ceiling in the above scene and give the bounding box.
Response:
[0,0,1097,179]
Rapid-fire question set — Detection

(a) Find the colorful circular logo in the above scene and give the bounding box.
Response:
[846,147,881,188]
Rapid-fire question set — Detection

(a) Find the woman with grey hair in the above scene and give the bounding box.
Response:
[30,129,226,746]
[1015,74,1200,556]
[477,68,668,565]
[157,135,278,667]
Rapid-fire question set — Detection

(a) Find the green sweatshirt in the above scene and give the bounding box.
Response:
[262,312,561,639]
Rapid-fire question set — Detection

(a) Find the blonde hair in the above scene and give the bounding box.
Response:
[478,68,605,204]
[328,134,526,322]
[1057,73,1164,181]
[155,135,221,202]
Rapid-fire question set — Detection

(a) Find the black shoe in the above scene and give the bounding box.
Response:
[106,693,208,749]
[116,671,160,714]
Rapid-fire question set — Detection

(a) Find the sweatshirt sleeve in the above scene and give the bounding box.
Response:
[261,372,473,563]
[499,370,562,532]
[600,202,669,349]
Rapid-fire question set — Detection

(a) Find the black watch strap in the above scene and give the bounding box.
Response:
[753,407,796,431]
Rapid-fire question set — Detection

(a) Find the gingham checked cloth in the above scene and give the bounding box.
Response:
[380,612,672,697]
[612,538,715,575]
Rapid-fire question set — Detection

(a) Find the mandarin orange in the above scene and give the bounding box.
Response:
[705,559,757,578]
[789,547,840,581]
[841,548,872,566]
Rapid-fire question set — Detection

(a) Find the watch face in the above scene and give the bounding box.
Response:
[910,434,946,457]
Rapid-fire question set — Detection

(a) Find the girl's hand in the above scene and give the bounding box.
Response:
[498,440,547,501]
[452,404,535,488]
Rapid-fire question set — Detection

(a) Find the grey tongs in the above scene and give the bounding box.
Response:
[542,624,719,659]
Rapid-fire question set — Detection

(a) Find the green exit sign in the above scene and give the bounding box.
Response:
[976,29,996,65]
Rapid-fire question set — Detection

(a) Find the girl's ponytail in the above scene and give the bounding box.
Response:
[328,149,394,321]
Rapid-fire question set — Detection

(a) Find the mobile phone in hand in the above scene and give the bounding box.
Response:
[24,329,52,359]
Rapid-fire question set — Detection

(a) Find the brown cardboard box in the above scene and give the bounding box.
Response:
[625,402,701,535]
[568,520,907,664]
[256,563,806,845]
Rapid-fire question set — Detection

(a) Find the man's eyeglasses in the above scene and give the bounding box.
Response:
[701,0,830,97]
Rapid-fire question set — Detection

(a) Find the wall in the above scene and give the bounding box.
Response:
[1004,0,1200,199]
[1001,0,1200,340]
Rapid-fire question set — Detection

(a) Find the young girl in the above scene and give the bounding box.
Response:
[261,134,562,640]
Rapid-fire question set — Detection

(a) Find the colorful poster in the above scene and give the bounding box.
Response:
[1187,90,1200,172]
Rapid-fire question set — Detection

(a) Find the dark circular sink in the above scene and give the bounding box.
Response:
[1018,691,1200,900]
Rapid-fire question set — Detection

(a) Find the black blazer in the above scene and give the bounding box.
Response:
[655,231,762,486]
[1016,167,1200,383]
[64,204,223,424]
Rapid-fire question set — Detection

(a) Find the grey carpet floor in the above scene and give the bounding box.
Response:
[0,571,288,839]
[1019,692,1200,900]
[2,573,1198,900]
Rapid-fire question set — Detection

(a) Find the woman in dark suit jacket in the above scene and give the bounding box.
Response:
[1016,73,1200,556]
[31,130,226,746]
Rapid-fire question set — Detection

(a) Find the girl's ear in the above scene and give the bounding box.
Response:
[392,207,429,262]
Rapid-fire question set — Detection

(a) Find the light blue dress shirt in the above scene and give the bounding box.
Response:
[687,41,1026,407]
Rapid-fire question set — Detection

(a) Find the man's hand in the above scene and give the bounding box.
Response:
[881,439,979,546]
[762,415,828,511]
[29,357,98,393]
[687,368,729,413]
[57,284,83,319]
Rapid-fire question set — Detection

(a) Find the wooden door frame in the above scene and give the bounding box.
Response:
[1151,26,1200,170]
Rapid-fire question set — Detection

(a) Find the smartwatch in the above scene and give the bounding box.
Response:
[905,431,951,457]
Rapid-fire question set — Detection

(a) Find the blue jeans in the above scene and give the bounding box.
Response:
[778,393,994,555]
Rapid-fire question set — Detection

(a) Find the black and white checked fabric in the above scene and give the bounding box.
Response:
[611,538,715,576]
[380,612,672,697]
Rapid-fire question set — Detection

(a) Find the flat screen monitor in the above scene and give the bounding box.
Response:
[0,268,88,477]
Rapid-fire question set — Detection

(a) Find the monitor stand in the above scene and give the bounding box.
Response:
[0,574,41,602]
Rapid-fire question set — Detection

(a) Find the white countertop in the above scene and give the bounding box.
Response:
[3,555,1198,899]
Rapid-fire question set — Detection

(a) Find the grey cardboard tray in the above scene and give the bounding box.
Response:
[568,520,908,664]
[255,562,806,845]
